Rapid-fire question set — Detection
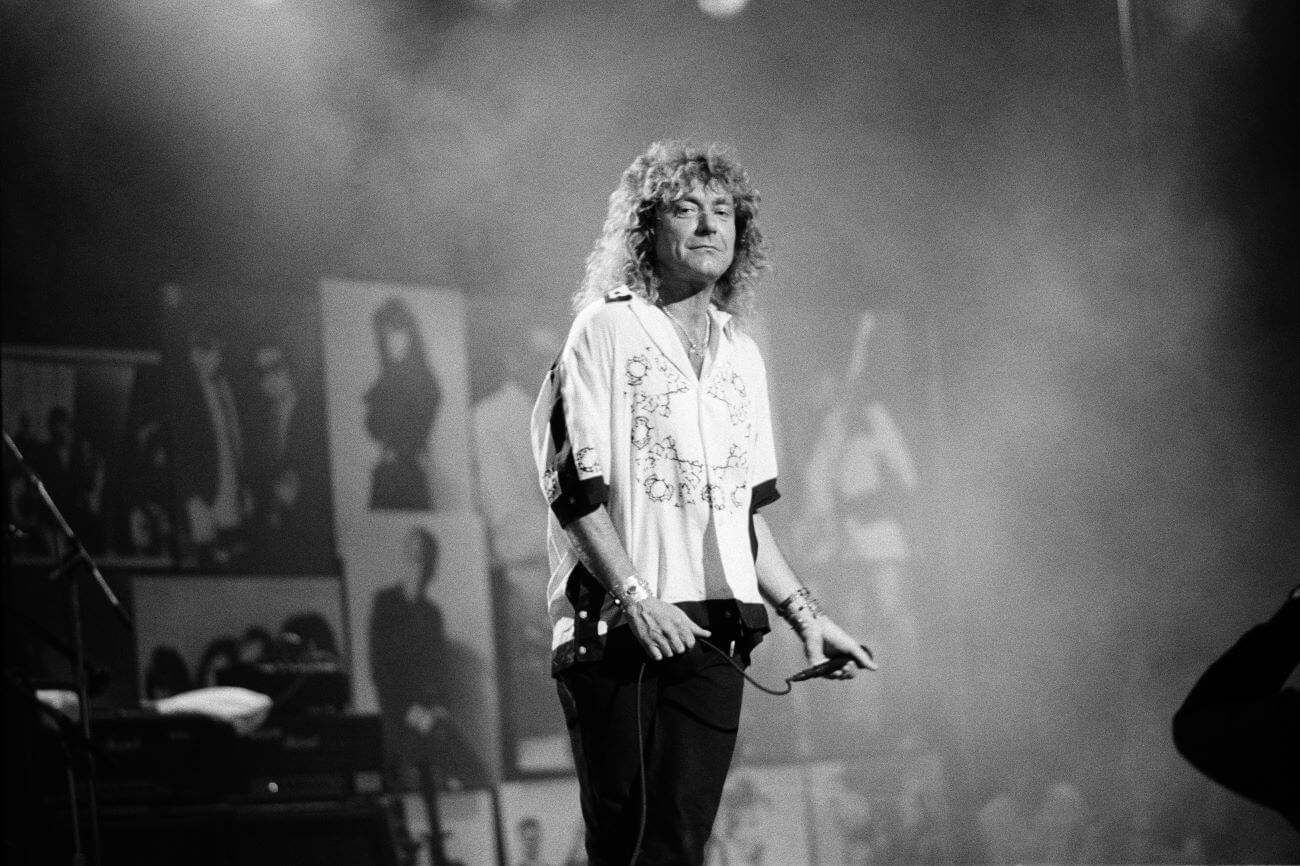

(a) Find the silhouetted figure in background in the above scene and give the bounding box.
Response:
[797,310,920,745]
[280,611,340,664]
[365,298,441,511]
[144,645,192,701]
[472,329,567,768]
[176,333,252,567]
[30,405,106,555]
[196,636,240,689]
[513,816,553,866]
[1173,585,1300,829]
[113,364,173,559]
[245,343,332,567]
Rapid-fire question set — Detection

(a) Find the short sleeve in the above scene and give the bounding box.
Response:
[747,344,781,512]
[531,312,614,527]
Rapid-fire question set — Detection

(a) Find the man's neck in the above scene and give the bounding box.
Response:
[657,283,714,324]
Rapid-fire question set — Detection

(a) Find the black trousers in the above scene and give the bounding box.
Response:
[556,625,747,866]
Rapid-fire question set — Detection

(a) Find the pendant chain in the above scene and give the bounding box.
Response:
[661,307,711,358]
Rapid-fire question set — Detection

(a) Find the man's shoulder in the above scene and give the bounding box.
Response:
[572,288,641,334]
[725,326,766,366]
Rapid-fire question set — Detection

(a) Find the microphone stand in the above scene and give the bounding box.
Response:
[3,432,133,866]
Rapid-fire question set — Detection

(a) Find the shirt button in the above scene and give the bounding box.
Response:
[577,610,589,620]
[577,645,588,656]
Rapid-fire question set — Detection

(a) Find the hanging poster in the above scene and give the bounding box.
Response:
[320,279,498,790]
[2,345,174,567]
[159,285,337,573]
[497,777,587,866]
[318,278,474,521]
[132,573,347,707]
[802,750,959,866]
[390,788,499,866]
[704,763,812,866]
[778,308,939,757]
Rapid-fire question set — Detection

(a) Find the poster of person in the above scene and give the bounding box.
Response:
[3,345,175,567]
[319,279,497,794]
[159,284,337,573]
[786,309,936,754]
[469,321,571,776]
[703,764,811,866]
[318,279,474,520]
[803,750,959,866]
[391,788,499,866]
[355,515,496,793]
[132,574,347,707]
[496,777,587,866]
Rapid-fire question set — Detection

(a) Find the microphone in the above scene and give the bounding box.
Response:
[788,645,873,681]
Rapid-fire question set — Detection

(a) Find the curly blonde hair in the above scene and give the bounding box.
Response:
[573,141,769,323]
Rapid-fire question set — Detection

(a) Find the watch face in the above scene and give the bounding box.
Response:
[622,580,648,602]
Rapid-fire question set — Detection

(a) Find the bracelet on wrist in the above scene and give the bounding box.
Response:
[776,586,823,633]
[611,574,652,609]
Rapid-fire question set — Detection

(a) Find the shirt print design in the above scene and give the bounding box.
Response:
[625,350,754,512]
[706,361,755,511]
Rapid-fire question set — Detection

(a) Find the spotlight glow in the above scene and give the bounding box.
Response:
[698,0,749,19]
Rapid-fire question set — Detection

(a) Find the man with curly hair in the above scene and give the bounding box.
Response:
[532,140,874,865]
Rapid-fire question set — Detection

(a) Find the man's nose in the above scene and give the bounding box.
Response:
[696,211,718,233]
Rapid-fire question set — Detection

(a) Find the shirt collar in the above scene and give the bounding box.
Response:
[626,291,732,380]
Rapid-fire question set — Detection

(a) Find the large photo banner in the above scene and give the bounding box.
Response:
[740,308,941,762]
[3,345,174,568]
[133,574,348,706]
[319,279,474,520]
[497,777,587,866]
[319,279,498,791]
[160,284,337,573]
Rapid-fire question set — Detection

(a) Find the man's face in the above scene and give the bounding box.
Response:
[653,180,736,290]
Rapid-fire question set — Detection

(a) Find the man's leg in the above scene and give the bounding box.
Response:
[638,643,745,865]
[556,631,655,866]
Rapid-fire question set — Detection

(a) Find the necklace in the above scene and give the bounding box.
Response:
[661,306,711,358]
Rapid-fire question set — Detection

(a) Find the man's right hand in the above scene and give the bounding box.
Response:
[625,598,711,661]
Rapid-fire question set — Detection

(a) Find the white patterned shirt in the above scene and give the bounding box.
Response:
[531,289,779,669]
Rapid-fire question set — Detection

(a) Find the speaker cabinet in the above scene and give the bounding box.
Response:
[41,798,399,866]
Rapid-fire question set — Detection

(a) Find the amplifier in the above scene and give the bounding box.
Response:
[233,712,385,803]
[81,712,240,805]
[42,711,384,806]
[217,663,350,713]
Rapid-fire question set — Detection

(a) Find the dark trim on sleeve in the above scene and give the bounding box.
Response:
[552,563,609,674]
[748,478,780,559]
[546,388,610,528]
[750,478,780,513]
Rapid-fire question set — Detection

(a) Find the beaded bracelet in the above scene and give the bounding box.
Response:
[776,586,824,633]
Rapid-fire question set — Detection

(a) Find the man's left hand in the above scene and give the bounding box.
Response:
[799,617,877,680]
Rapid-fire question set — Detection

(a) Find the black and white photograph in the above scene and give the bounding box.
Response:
[132,573,349,711]
[3,346,175,567]
[160,284,338,573]
[320,279,476,526]
[4,1,1297,865]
